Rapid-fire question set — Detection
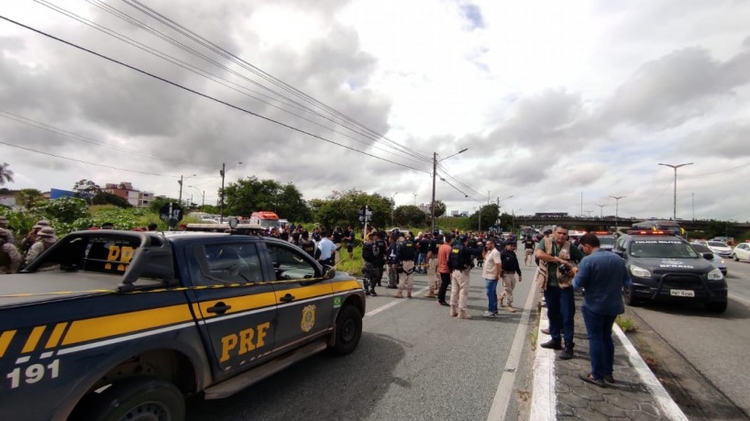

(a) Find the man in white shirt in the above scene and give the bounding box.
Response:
[482,240,502,317]
[317,231,337,270]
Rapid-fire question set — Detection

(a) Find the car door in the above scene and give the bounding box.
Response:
[263,241,334,351]
[187,240,277,375]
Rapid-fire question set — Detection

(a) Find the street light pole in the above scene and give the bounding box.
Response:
[610,196,626,228]
[391,192,398,227]
[658,162,693,221]
[177,174,196,206]
[596,204,606,218]
[430,148,468,232]
[219,162,242,223]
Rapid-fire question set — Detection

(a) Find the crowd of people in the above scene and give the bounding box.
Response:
[0,217,59,274]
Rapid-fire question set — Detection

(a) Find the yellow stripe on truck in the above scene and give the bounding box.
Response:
[22,326,46,353]
[0,330,17,357]
[45,322,68,349]
[62,305,194,346]
[331,279,362,293]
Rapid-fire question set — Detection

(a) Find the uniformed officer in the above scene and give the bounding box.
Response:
[0,228,21,274]
[299,230,319,260]
[361,232,379,296]
[394,232,416,298]
[499,240,523,312]
[425,232,441,298]
[449,235,481,319]
[24,227,57,266]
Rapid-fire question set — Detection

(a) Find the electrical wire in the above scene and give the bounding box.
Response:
[0,14,430,175]
[33,0,430,168]
[0,140,178,177]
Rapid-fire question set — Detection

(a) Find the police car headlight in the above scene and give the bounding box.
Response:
[629,265,651,278]
[707,268,724,281]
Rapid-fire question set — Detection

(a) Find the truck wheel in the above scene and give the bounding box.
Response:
[78,378,185,421]
[623,285,641,306]
[705,301,728,313]
[329,305,362,356]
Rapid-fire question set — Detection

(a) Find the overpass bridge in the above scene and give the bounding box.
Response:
[513,215,750,233]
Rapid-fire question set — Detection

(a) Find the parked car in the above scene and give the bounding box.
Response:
[693,240,732,258]
[732,242,750,262]
[690,243,728,276]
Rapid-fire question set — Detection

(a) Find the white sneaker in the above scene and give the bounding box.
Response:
[482,311,497,318]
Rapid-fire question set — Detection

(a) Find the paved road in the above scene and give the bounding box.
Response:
[626,258,750,418]
[185,265,540,420]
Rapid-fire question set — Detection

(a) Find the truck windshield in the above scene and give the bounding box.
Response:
[629,240,699,259]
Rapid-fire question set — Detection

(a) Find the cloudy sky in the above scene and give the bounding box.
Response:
[1,0,748,221]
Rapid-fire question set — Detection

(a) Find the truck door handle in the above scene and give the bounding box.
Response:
[280,294,295,303]
[206,302,232,314]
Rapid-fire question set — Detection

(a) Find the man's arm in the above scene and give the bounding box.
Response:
[572,259,589,290]
[494,251,502,279]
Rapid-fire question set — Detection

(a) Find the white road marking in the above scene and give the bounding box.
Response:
[729,292,750,308]
[529,286,556,421]
[613,325,689,421]
[364,286,430,318]
[487,280,538,421]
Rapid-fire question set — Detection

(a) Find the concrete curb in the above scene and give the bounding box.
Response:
[528,287,689,420]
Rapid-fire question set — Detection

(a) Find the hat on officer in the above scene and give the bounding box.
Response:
[459,235,468,242]
[0,228,10,240]
[37,227,56,238]
[36,220,50,227]
[0,216,8,224]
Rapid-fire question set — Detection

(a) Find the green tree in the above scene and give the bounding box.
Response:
[430,200,447,218]
[0,163,13,185]
[31,197,89,224]
[73,179,101,203]
[468,204,501,231]
[393,205,427,228]
[92,192,133,208]
[15,188,45,209]
[313,189,392,230]
[223,177,310,221]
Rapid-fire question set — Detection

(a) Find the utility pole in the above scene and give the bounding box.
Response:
[220,163,226,223]
[430,148,468,232]
[596,204,606,218]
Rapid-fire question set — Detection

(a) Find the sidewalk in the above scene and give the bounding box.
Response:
[530,293,688,421]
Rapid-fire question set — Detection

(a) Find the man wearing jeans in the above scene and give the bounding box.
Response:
[481,240,502,317]
[535,225,585,359]
[572,233,632,386]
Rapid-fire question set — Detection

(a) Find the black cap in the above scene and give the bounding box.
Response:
[459,235,468,242]
[505,240,516,247]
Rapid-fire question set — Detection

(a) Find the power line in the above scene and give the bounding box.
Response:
[120,0,433,164]
[0,140,178,177]
[0,14,430,175]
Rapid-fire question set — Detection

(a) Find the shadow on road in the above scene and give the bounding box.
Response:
[186,332,405,421]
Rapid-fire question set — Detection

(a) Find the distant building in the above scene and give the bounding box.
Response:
[0,191,17,210]
[49,188,77,199]
[102,182,154,208]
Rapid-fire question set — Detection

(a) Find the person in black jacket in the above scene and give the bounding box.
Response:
[449,235,481,319]
[394,232,416,298]
[499,240,523,312]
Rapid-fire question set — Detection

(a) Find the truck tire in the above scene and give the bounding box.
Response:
[705,301,728,313]
[623,285,641,306]
[329,304,362,356]
[77,377,185,421]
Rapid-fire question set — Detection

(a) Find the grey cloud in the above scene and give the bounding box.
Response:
[681,121,750,159]
[599,47,750,129]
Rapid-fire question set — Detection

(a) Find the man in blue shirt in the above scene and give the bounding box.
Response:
[571,233,632,387]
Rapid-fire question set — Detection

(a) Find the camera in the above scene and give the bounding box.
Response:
[558,263,573,276]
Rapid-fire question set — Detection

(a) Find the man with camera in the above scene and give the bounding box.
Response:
[535,225,585,359]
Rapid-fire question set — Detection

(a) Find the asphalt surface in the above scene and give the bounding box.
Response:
[185,265,539,420]
[624,259,750,418]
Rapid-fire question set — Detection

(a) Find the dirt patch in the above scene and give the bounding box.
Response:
[623,307,749,420]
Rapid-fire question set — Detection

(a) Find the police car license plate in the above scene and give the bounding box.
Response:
[670,289,695,297]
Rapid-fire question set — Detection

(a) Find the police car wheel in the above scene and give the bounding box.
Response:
[77,377,185,421]
[705,301,728,313]
[330,305,362,356]
[623,285,641,306]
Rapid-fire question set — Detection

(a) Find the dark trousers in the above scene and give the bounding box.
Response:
[437,272,451,303]
[582,306,617,379]
[544,286,575,345]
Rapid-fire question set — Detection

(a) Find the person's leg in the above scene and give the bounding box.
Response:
[504,274,517,311]
[449,270,460,316]
[485,278,498,314]
[403,261,415,297]
[457,270,471,319]
[438,272,451,304]
[582,306,604,379]
[602,314,618,378]
[560,287,576,346]
[544,287,562,342]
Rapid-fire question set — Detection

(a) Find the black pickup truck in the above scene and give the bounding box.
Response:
[0,230,365,421]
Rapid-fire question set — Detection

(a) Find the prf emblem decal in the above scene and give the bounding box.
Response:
[301,305,316,332]
[333,296,342,308]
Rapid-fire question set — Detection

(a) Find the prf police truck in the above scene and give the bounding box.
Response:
[0,230,365,421]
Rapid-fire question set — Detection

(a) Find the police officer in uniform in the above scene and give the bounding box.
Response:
[361,232,379,296]
[449,235,480,319]
[299,230,319,260]
[394,232,416,298]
